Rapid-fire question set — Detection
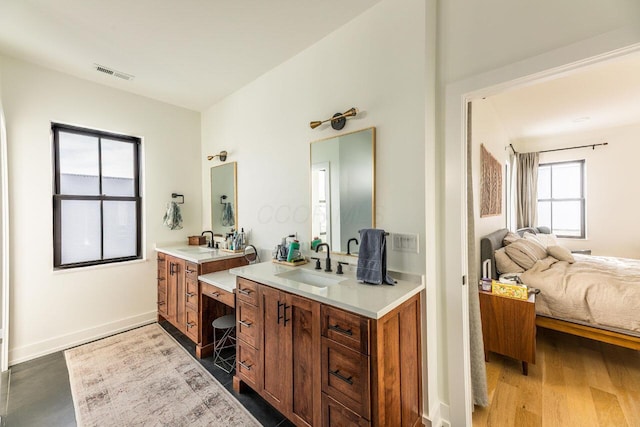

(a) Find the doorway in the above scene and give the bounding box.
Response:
[444,39,640,426]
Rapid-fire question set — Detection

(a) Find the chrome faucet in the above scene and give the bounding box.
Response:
[347,238,359,255]
[201,230,214,248]
[315,243,332,272]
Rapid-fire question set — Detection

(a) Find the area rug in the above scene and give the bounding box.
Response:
[64,323,261,426]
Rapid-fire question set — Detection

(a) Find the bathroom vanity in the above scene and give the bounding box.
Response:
[156,245,247,358]
[230,262,424,427]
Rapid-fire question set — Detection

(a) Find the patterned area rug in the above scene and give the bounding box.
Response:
[65,323,260,426]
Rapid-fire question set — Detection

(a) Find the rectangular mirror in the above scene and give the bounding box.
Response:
[211,162,237,235]
[310,127,375,255]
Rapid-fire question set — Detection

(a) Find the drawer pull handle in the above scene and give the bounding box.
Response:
[277,301,285,324]
[157,277,165,282]
[238,320,252,328]
[157,301,166,306]
[186,322,196,329]
[328,324,353,336]
[284,304,291,326]
[329,369,353,385]
[238,288,252,296]
[212,292,221,297]
[186,292,196,298]
[238,360,252,371]
[186,269,195,274]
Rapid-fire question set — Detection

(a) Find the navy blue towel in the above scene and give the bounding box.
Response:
[356,229,396,285]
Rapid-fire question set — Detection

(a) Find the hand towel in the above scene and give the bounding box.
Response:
[222,202,235,226]
[163,201,183,230]
[356,228,396,285]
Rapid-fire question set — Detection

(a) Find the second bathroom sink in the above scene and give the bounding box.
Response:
[275,269,344,288]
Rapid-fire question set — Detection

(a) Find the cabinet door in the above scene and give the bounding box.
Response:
[260,285,291,412]
[288,293,321,427]
[157,255,168,317]
[166,255,185,329]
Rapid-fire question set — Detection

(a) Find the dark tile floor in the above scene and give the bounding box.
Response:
[5,322,294,426]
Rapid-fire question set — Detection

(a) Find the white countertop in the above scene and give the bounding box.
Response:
[229,261,424,319]
[156,245,244,264]
[198,271,236,293]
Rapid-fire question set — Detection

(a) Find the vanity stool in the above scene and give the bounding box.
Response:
[211,314,236,373]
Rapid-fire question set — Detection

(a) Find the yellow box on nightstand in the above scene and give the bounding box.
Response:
[491,280,528,300]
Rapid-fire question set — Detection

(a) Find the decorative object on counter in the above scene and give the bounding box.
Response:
[243,244,260,264]
[171,192,184,204]
[273,234,306,265]
[356,228,396,285]
[207,150,228,162]
[310,107,359,130]
[188,235,206,245]
[162,200,183,230]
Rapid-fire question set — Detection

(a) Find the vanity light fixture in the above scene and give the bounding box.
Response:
[207,150,228,162]
[310,107,359,130]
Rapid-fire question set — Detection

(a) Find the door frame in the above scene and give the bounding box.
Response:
[443,31,640,427]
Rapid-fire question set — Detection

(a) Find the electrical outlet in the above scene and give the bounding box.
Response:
[391,233,419,253]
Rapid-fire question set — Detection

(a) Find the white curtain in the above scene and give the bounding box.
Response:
[0,96,9,372]
[516,152,539,229]
[467,103,488,406]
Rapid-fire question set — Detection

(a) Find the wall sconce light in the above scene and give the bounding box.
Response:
[207,150,228,161]
[310,107,359,130]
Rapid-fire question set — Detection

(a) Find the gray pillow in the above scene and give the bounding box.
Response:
[505,238,547,270]
[547,245,575,263]
[495,248,525,274]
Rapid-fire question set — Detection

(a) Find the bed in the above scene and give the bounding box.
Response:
[480,228,640,350]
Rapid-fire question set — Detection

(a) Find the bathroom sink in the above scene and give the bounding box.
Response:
[276,269,343,288]
[176,246,214,254]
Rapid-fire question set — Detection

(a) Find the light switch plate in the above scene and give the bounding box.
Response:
[391,233,419,253]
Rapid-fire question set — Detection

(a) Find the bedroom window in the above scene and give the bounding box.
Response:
[53,123,142,269]
[537,160,585,238]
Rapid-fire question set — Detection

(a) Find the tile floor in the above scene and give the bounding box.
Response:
[4,321,294,426]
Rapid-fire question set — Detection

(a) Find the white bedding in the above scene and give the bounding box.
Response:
[519,254,640,334]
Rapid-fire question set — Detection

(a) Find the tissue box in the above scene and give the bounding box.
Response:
[491,280,528,300]
[188,236,206,245]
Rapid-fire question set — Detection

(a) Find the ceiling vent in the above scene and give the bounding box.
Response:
[94,64,134,81]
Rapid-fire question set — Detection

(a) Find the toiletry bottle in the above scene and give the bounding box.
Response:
[287,240,301,262]
[311,237,322,250]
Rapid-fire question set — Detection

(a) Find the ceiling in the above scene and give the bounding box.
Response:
[0,0,381,111]
[486,51,640,144]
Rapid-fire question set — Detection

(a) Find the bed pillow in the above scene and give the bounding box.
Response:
[547,245,575,263]
[502,231,521,246]
[495,248,525,274]
[523,231,558,248]
[505,238,547,270]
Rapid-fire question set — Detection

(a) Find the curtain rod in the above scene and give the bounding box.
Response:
[509,142,608,155]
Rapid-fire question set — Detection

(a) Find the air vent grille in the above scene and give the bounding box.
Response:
[94,64,134,81]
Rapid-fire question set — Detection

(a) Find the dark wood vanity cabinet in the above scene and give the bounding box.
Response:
[234,279,422,427]
[156,252,247,357]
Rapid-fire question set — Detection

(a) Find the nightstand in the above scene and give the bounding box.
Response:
[478,288,536,375]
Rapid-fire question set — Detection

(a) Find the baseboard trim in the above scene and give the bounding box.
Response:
[423,401,450,427]
[8,311,157,365]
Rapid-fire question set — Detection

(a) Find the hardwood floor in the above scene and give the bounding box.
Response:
[473,328,640,427]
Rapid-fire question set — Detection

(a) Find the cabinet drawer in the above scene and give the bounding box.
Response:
[185,261,198,281]
[237,341,258,388]
[321,338,370,419]
[201,282,235,308]
[322,305,369,354]
[185,279,199,309]
[236,278,258,306]
[322,393,370,427]
[237,300,258,348]
[185,308,199,342]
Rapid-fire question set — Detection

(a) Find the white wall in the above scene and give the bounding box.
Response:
[471,100,509,268]
[518,122,640,258]
[439,1,640,425]
[201,0,426,274]
[0,55,202,364]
